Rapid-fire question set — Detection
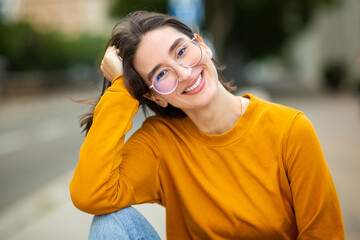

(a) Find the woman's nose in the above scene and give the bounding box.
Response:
[173,64,192,83]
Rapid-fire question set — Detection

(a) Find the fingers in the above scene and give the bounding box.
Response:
[100,46,123,83]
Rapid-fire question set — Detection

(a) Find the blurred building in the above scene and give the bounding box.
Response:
[0,0,112,35]
[291,0,360,89]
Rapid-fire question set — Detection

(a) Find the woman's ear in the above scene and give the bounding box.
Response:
[143,92,168,108]
[194,33,213,59]
[194,33,203,43]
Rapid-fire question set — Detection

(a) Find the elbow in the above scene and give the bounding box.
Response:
[69,181,104,215]
[69,173,134,215]
[69,181,122,215]
[69,184,94,214]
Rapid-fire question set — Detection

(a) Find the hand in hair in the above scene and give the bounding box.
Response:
[100,46,123,83]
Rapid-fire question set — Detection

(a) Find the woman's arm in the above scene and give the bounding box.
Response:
[284,113,344,239]
[70,48,161,215]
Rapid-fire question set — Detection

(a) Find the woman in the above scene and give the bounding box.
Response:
[70,11,344,239]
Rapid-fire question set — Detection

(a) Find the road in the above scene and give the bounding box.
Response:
[0,87,146,211]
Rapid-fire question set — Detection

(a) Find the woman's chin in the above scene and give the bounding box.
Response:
[178,84,218,111]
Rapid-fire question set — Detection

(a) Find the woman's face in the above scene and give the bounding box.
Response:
[133,26,220,112]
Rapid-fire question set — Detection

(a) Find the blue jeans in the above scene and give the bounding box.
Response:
[88,206,161,240]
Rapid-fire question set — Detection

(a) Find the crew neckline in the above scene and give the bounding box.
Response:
[180,93,262,147]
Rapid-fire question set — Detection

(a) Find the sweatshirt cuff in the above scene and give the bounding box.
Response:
[112,74,123,84]
[108,75,128,93]
[107,75,138,107]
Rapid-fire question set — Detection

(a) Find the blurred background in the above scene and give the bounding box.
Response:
[0,0,359,239]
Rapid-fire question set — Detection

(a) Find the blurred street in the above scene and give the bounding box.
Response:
[0,89,84,210]
[0,86,166,240]
[272,90,360,240]
[0,87,359,239]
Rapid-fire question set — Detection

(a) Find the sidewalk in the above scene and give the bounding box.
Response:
[0,170,92,240]
[0,84,168,239]
[0,168,166,240]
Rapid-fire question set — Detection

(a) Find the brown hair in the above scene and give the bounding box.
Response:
[80,11,235,134]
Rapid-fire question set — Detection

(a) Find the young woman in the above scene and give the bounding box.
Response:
[70,11,344,239]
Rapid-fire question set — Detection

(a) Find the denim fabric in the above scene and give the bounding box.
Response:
[88,206,161,240]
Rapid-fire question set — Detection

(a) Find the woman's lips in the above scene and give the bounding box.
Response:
[183,70,205,95]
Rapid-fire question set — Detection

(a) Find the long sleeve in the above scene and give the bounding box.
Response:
[284,113,344,239]
[70,76,161,215]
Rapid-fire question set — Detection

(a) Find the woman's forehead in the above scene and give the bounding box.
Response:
[141,26,186,47]
[134,27,188,75]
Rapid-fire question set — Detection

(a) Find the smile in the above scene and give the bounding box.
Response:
[184,73,202,93]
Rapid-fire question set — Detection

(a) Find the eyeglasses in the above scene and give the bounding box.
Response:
[149,37,202,94]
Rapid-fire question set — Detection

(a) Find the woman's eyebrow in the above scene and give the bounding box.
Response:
[168,37,185,55]
[148,64,161,82]
[147,37,185,81]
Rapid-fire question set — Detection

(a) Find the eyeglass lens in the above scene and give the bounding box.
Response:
[152,40,201,94]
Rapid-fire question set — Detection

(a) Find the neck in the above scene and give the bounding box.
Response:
[184,85,242,135]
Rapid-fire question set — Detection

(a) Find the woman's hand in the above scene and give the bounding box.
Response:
[100,46,123,83]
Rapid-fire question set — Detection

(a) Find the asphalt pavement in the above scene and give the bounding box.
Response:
[0,86,167,239]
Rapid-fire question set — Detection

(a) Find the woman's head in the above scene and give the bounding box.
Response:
[107,11,235,117]
[80,11,235,134]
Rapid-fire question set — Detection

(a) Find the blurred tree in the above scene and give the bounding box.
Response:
[108,0,333,62]
[0,21,106,71]
[205,0,333,61]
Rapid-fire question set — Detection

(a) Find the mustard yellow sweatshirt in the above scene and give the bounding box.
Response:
[70,76,344,239]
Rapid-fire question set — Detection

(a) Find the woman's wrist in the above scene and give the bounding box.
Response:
[112,74,123,85]
[107,75,134,99]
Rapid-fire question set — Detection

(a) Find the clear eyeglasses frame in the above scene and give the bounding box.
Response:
[149,37,203,95]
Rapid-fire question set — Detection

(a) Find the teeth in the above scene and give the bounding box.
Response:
[184,74,202,93]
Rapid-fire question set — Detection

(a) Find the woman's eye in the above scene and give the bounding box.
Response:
[156,69,168,81]
[177,46,187,58]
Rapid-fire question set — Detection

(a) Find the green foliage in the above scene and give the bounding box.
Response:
[227,0,333,60]
[108,0,333,61]
[0,22,106,71]
[230,0,288,59]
